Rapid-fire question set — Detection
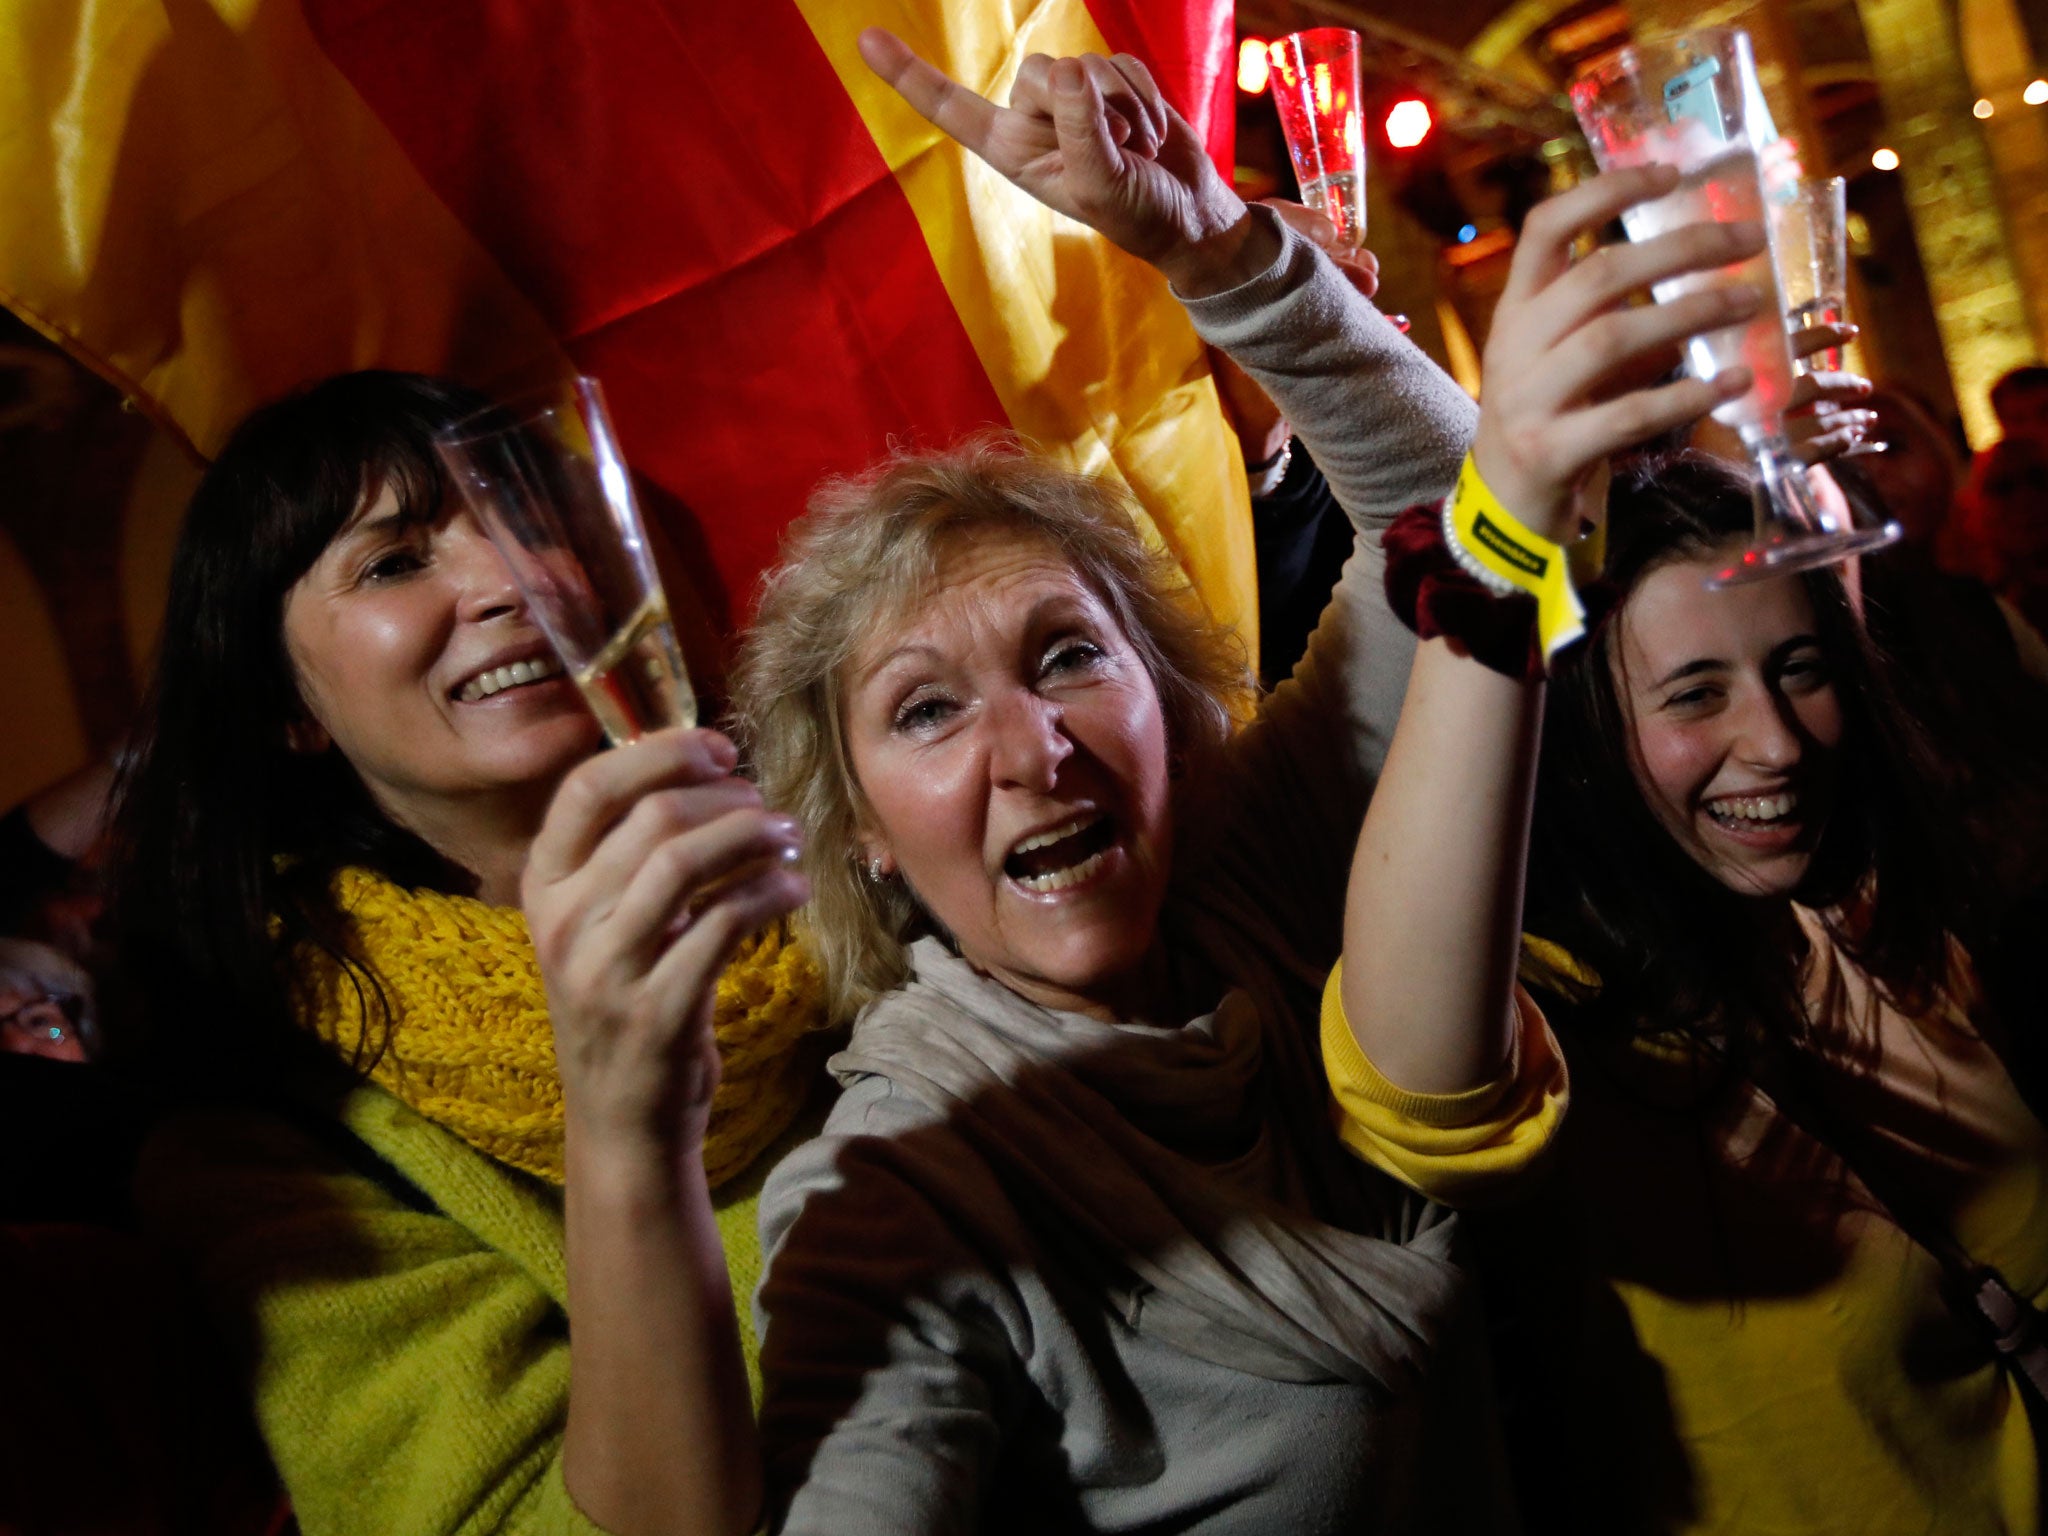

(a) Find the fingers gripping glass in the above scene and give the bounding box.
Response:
[1571,31,1898,585]
[436,378,698,744]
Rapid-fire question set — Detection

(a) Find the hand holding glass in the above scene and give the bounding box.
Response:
[1571,30,1897,583]
[436,378,697,745]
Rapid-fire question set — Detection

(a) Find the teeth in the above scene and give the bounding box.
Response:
[1708,791,1797,824]
[458,654,562,702]
[1014,847,1110,893]
[1011,816,1097,857]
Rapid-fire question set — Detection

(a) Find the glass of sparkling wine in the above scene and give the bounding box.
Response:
[1571,31,1898,584]
[1773,175,1849,373]
[1268,29,1366,249]
[1267,29,1412,333]
[436,376,697,744]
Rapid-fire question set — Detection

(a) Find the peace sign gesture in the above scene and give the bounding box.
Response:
[859,28,1271,297]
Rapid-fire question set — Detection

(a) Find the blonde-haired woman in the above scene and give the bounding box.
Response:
[727,32,1588,1534]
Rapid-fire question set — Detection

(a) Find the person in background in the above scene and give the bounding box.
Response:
[104,371,819,1536]
[1959,434,2048,638]
[0,936,93,1062]
[1204,240,1370,689]
[0,757,118,961]
[1989,364,2048,455]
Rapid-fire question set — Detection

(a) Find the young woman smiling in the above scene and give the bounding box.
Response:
[106,372,820,1536]
[1328,213,2048,1528]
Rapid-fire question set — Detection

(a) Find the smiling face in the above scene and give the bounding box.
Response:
[1611,544,1844,899]
[842,534,1174,1019]
[281,482,601,841]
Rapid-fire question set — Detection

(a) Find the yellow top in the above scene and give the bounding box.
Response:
[1321,933,2048,1535]
[1318,958,1570,1207]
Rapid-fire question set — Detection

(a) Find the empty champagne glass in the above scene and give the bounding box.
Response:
[1571,30,1898,584]
[436,377,697,744]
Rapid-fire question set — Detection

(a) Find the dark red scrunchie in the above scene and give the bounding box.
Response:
[1382,502,1545,682]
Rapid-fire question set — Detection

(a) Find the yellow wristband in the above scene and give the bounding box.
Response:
[1445,454,1586,668]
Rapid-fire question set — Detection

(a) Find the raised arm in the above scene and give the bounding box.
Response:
[859,28,1471,530]
[1341,167,1766,1093]
[523,727,809,1536]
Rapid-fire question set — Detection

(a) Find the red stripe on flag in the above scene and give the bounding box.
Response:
[302,0,1008,614]
[1081,0,1237,173]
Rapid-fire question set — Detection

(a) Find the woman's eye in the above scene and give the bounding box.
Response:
[1779,655,1832,692]
[362,547,425,583]
[1665,686,1719,711]
[1042,639,1104,677]
[893,694,955,733]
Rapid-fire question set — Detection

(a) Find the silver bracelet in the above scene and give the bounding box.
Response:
[1246,435,1294,498]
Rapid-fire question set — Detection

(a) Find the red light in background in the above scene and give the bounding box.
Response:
[1385,98,1433,148]
[1237,38,1270,95]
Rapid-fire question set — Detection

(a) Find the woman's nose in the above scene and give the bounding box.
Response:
[987,689,1072,792]
[1735,687,1803,771]
[447,515,527,623]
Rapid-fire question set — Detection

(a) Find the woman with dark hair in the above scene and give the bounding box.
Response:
[1330,377,2048,1525]
[106,370,820,1535]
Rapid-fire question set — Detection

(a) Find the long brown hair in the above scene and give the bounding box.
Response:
[1525,452,1965,1053]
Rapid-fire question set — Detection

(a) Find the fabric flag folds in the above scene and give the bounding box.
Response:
[0,0,1255,662]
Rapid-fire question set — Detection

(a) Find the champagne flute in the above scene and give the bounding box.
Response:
[1775,175,1849,372]
[1571,31,1898,585]
[1773,174,1882,456]
[436,376,697,744]
[1268,30,1410,332]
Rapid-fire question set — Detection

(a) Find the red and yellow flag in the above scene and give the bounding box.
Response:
[0,0,1254,661]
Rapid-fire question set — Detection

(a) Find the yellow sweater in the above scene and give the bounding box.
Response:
[138,1080,815,1536]
[1321,938,2048,1536]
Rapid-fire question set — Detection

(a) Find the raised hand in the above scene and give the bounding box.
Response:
[523,727,808,1161]
[1470,165,1768,541]
[858,27,1269,296]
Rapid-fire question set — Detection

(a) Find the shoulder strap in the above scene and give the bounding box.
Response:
[1765,1051,2048,1406]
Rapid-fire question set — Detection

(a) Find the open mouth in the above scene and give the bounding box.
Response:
[1002,812,1118,895]
[1703,790,1799,831]
[454,653,565,703]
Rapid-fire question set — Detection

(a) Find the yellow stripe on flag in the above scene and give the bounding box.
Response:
[0,0,570,457]
[796,0,1260,659]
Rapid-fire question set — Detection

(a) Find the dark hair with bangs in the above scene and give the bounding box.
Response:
[1525,451,1964,1056]
[105,370,493,1088]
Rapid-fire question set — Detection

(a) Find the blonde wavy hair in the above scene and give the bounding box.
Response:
[730,433,1251,1023]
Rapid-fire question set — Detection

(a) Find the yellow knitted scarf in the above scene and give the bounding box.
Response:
[289,866,824,1189]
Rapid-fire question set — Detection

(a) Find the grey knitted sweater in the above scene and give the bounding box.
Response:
[755,212,1505,1535]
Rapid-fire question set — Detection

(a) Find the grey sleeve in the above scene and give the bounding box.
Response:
[755,1083,1031,1536]
[1179,207,1477,537]
[1173,212,1480,965]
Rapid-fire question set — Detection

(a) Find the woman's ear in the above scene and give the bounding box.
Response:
[855,833,896,883]
[284,717,332,754]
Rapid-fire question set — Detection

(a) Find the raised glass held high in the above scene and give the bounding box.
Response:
[436,377,698,745]
[1774,174,1850,374]
[1267,28,1412,333]
[1268,29,1367,250]
[1570,30,1898,584]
